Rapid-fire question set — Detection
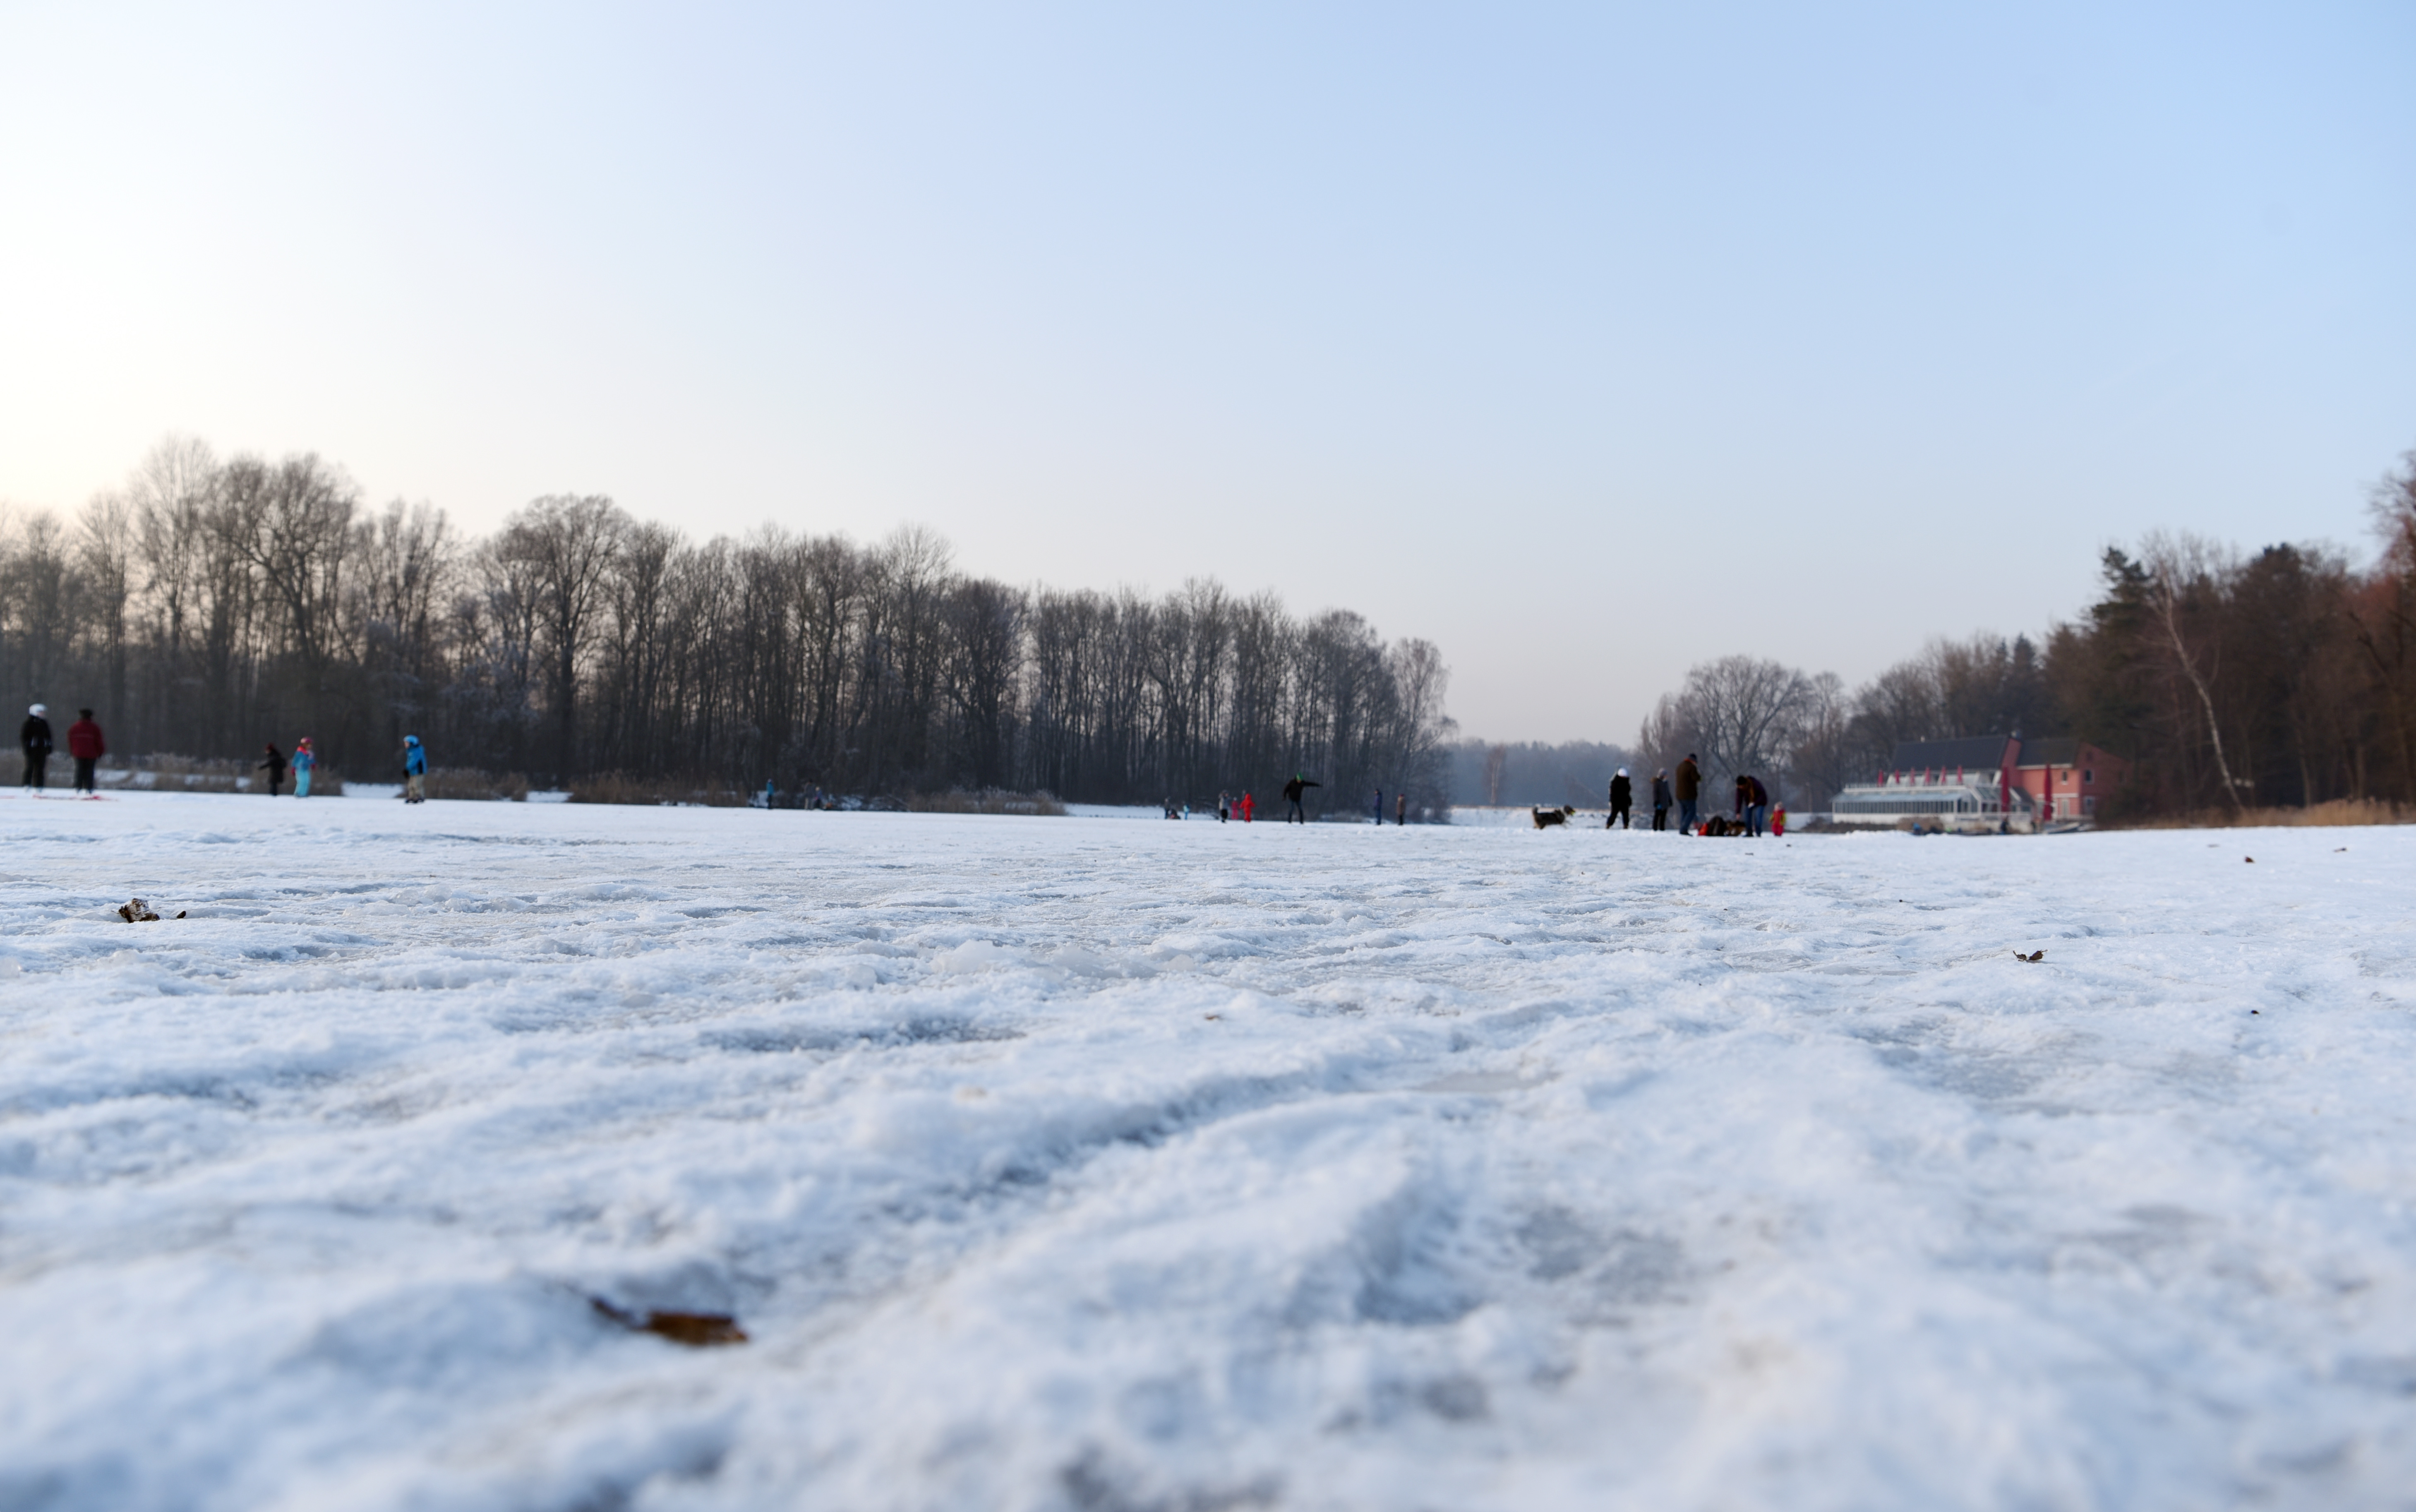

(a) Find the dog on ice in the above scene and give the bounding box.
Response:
[1531,805,1577,829]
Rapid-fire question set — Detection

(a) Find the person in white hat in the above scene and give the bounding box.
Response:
[19,704,53,791]
[1607,766,1633,829]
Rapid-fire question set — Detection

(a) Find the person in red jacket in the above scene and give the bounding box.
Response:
[66,709,106,796]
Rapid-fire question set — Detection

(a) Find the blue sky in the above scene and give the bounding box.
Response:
[3,2,2410,741]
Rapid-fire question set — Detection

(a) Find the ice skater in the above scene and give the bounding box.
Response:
[1607,767,1632,829]
[20,704,52,791]
[259,742,288,797]
[67,708,105,795]
[291,737,315,798]
[403,734,427,803]
[1282,774,1319,823]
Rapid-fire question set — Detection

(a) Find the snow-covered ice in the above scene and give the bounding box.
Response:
[5,794,2415,1511]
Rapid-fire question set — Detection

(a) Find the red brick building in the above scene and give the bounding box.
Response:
[2008,737,2128,821]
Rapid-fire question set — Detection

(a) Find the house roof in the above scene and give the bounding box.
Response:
[1887,736,2014,772]
[2016,737,2080,768]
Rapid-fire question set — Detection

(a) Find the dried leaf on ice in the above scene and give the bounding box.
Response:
[591,1296,748,1347]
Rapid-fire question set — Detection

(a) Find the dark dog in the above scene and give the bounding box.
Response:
[1531,805,1577,829]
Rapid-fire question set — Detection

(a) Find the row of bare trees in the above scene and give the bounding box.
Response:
[0,439,1456,813]
[1629,449,2416,817]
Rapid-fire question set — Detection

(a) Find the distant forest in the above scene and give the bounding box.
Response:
[0,439,1456,815]
[1444,740,1635,809]
[1627,447,2416,819]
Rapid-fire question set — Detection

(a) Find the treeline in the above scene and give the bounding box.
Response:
[0,438,1456,814]
[1632,449,2416,818]
[1446,739,1636,809]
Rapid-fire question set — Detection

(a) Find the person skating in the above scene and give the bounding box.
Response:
[1281,773,1320,823]
[291,737,316,798]
[20,704,53,791]
[1607,767,1632,829]
[1675,754,1701,833]
[403,734,427,803]
[67,708,105,795]
[1218,790,1230,823]
[259,742,288,797]
[1651,769,1672,831]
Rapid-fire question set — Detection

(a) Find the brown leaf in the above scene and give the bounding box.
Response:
[640,1311,748,1346]
[592,1296,747,1347]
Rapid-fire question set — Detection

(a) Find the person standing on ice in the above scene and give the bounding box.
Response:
[1607,768,1632,829]
[1395,791,1406,826]
[20,704,53,791]
[1281,774,1319,823]
[402,734,427,804]
[1651,769,1672,830]
[1241,790,1254,822]
[1373,788,1383,825]
[291,737,316,798]
[1742,773,1770,837]
[1674,754,1701,833]
[258,742,288,797]
[67,709,105,795]
[1218,790,1230,823]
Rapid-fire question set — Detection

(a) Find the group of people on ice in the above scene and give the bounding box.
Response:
[1597,754,1778,836]
[19,705,431,803]
[18,705,109,795]
[1191,774,1367,825]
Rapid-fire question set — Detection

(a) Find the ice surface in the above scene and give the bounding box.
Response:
[3,792,2414,1510]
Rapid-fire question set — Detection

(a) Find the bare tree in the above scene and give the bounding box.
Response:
[496,494,629,781]
[2140,532,2248,813]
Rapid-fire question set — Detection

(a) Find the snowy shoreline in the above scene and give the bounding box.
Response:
[4,792,2414,1509]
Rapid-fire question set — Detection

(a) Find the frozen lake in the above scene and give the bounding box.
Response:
[4,792,2414,1510]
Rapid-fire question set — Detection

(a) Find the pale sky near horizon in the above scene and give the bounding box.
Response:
[3,3,2411,744]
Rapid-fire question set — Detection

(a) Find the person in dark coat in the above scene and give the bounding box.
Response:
[67,709,105,795]
[1281,774,1320,824]
[20,704,53,790]
[1395,791,1406,826]
[1744,774,1771,837]
[1651,770,1672,831]
[1674,754,1701,833]
[1372,788,1383,826]
[259,742,288,797]
[1607,768,1633,829]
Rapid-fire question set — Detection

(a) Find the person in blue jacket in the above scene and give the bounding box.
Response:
[403,734,427,804]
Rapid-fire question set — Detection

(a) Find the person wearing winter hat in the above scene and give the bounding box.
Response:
[292,737,316,798]
[19,704,53,791]
[1607,767,1633,829]
[402,734,427,803]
